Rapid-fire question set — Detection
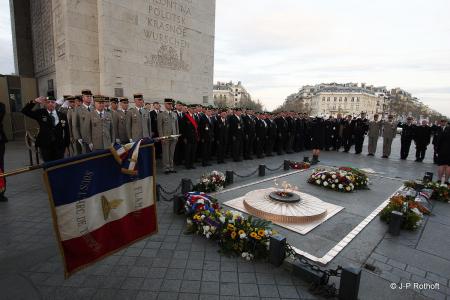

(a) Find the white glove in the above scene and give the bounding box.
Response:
[129,139,133,143]
[115,139,121,144]
[78,139,83,145]
[89,143,93,151]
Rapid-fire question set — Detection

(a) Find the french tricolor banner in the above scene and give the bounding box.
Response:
[43,142,157,277]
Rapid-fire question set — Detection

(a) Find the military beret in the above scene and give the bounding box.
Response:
[81,89,92,96]
[66,96,76,101]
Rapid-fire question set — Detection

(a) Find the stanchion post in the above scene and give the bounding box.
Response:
[156,184,161,202]
[269,234,286,267]
[389,211,403,236]
[423,172,433,183]
[181,178,192,194]
[303,156,310,163]
[338,267,361,300]
[35,147,40,165]
[259,165,265,177]
[173,195,185,215]
[28,149,33,166]
[283,160,290,171]
[225,170,234,185]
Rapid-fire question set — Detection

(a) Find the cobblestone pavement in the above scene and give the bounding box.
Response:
[1,138,448,300]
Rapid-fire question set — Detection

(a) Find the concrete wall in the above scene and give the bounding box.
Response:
[97,0,215,102]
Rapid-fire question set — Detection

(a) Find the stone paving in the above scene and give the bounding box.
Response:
[0,137,449,300]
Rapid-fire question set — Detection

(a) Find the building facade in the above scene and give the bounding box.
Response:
[213,81,251,108]
[287,83,384,117]
[10,0,216,104]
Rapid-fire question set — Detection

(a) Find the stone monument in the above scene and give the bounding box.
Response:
[10,0,216,104]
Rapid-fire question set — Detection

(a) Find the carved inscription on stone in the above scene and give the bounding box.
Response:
[143,0,193,71]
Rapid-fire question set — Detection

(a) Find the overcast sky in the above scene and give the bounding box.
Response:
[1,0,449,115]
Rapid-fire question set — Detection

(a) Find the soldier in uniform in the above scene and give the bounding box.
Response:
[398,116,416,159]
[109,97,118,112]
[198,106,214,166]
[228,108,244,161]
[22,94,70,162]
[435,119,450,184]
[86,95,115,151]
[367,114,382,156]
[126,93,151,143]
[294,113,304,152]
[352,112,369,154]
[413,120,432,162]
[150,101,162,158]
[381,115,397,158]
[255,112,268,159]
[113,97,129,144]
[64,96,79,156]
[285,112,295,154]
[214,109,229,164]
[242,109,255,159]
[157,99,179,174]
[266,113,277,156]
[72,89,93,153]
[342,115,354,152]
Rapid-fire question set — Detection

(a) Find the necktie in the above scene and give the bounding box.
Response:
[87,106,91,112]
[49,112,55,126]
[139,108,142,115]
[100,112,103,119]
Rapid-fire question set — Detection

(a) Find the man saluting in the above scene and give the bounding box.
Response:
[22,93,70,162]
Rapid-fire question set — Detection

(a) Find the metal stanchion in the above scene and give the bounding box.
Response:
[258,165,266,177]
[284,160,290,171]
[389,211,403,236]
[225,170,234,185]
[338,267,361,300]
[181,178,192,194]
[269,234,286,267]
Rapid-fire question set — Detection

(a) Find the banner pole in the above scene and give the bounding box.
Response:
[0,165,44,178]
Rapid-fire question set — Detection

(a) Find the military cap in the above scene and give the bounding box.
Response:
[46,90,56,101]
[93,95,106,102]
[81,89,92,96]
[75,95,82,101]
[133,93,143,99]
[164,98,174,103]
[63,95,72,100]
[66,96,76,101]
[110,97,119,103]
[119,97,129,102]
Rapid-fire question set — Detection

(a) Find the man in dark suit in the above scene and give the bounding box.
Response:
[274,112,288,155]
[150,101,162,158]
[351,112,369,154]
[22,94,70,162]
[242,109,256,160]
[174,101,185,165]
[228,108,244,162]
[342,115,354,152]
[398,116,416,159]
[214,109,229,164]
[180,105,198,169]
[265,113,277,156]
[285,112,295,154]
[0,102,8,202]
[198,106,214,166]
[414,120,432,162]
[255,112,268,158]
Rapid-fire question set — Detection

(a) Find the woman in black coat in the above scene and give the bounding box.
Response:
[310,116,326,164]
[436,119,450,185]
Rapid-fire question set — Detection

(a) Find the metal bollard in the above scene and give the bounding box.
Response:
[423,172,433,183]
[156,184,161,202]
[338,267,361,300]
[181,178,192,194]
[225,170,234,185]
[259,165,266,177]
[269,234,286,267]
[173,195,185,215]
[283,160,290,171]
[389,211,403,236]
[303,156,310,163]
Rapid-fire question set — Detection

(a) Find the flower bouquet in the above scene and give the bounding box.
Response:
[307,168,355,192]
[338,167,370,190]
[380,195,426,231]
[404,181,450,202]
[192,170,226,193]
[184,192,275,260]
[289,161,311,170]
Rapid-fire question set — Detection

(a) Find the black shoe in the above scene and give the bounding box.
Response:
[0,195,7,202]
[164,171,171,175]
[400,157,406,160]
[415,159,420,162]
[367,153,373,156]
[381,155,388,158]
[170,170,177,173]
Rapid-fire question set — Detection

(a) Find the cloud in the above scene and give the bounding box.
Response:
[214,0,450,115]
